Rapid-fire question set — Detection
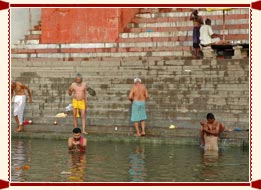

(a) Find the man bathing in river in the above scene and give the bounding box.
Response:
[199,113,225,151]
[68,128,87,152]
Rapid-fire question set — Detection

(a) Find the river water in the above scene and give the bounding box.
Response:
[11,138,249,182]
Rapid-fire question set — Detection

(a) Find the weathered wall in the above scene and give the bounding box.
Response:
[11,8,41,45]
[11,58,249,130]
[41,8,139,43]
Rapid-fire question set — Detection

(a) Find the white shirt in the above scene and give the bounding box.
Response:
[200,24,214,45]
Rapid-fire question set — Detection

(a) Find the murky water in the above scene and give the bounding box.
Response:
[11,138,249,182]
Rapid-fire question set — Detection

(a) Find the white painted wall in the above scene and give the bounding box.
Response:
[11,8,41,45]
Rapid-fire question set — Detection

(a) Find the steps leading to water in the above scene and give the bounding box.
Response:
[11,58,249,130]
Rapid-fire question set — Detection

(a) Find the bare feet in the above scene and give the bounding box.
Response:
[82,130,88,135]
[134,133,141,137]
[141,132,146,136]
[16,125,24,132]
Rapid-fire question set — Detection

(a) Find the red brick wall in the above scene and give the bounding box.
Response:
[41,8,139,43]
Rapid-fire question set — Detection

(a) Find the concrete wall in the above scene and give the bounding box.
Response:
[11,58,249,130]
[41,8,139,43]
[11,8,41,45]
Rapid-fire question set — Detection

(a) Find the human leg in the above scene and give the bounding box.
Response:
[141,120,146,136]
[15,115,23,132]
[80,109,87,134]
[134,122,141,136]
[14,96,26,132]
[73,108,78,128]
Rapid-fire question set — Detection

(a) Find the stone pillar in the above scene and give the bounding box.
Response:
[232,45,243,59]
[201,46,215,59]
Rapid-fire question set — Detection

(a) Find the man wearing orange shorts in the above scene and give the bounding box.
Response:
[68,73,87,134]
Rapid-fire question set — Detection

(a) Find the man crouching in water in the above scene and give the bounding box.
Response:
[68,128,87,152]
[199,113,225,151]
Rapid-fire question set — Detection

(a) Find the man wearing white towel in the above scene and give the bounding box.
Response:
[11,81,32,132]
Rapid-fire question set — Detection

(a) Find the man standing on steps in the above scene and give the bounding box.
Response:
[190,9,203,59]
[11,81,32,132]
[68,73,88,135]
[128,77,149,137]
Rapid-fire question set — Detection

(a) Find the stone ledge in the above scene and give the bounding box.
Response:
[11,125,249,147]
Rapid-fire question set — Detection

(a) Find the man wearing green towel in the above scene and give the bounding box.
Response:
[128,77,149,137]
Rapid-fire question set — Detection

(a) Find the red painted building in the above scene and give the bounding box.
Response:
[41,8,139,43]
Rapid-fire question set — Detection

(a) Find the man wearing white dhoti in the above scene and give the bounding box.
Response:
[11,81,32,132]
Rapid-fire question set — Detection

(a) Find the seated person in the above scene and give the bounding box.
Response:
[199,113,225,151]
[199,18,223,47]
[68,128,87,152]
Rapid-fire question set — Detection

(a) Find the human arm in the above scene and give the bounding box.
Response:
[200,120,207,127]
[208,26,222,39]
[84,84,87,111]
[11,85,14,100]
[190,10,197,20]
[68,83,73,96]
[23,84,32,103]
[211,33,222,39]
[128,87,134,102]
[144,87,149,100]
[219,123,225,133]
[203,125,220,136]
[68,137,74,151]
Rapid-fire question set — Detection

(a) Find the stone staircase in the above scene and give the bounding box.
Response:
[11,8,249,133]
[11,8,249,61]
[11,58,249,132]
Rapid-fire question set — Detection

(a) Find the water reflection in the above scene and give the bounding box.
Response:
[11,138,249,182]
[67,152,86,182]
[12,139,30,181]
[200,150,220,181]
[128,145,147,182]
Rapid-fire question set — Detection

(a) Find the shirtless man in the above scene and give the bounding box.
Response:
[68,127,87,152]
[11,81,32,132]
[199,113,225,151]
[68,73,87,134]
[128,77,149,137]
[190,9,203,59]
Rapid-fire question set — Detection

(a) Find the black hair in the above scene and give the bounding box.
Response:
[205,18,211,25]
[206,113,215,120]
[72,127,81,134]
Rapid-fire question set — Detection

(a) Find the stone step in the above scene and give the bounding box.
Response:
[12,41,191,50]
[128,24,249,34]
[11,50,192,60]
[119,29,248,39]
[135,9,249,19]
[25,34,41,41]
[131,14,248,24]
[11,46,193,54]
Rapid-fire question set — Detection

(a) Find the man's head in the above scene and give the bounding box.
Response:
[75,73,82,84]
[206,113,215,123]
[192,9,198,16]
[72,127,81,141]
[134,77,141,84]
[11,81,16,88]
[205,18,211,25]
